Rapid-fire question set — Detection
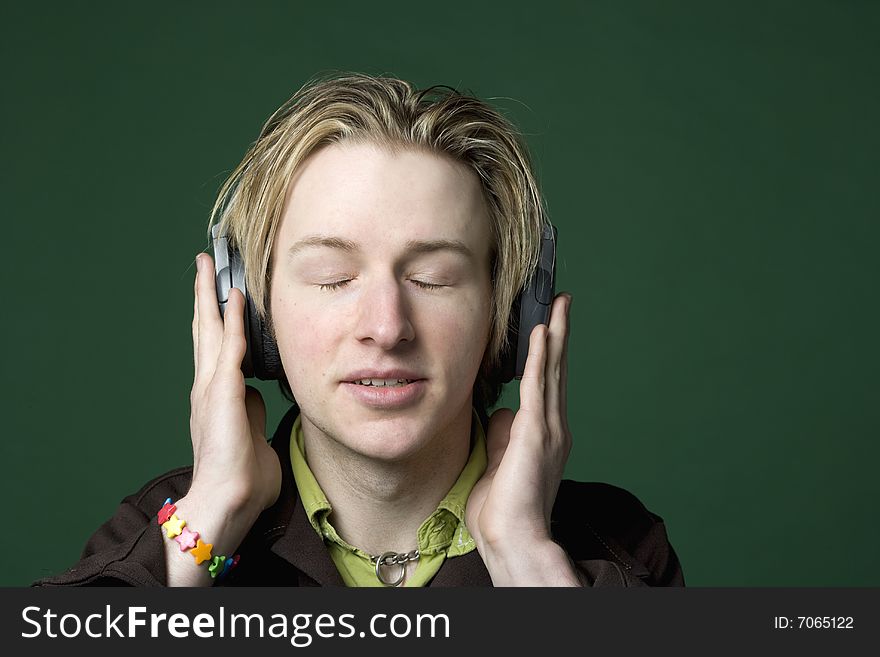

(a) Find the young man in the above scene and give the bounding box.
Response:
[36,73,683,587]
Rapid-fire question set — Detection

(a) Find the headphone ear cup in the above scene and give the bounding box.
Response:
[245,292,283,381]
[500,224,557,383]
[211,223,283,381]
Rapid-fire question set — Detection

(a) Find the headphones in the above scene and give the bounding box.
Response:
[211,223,557,384]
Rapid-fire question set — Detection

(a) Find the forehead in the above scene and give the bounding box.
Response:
[275,141,491,260]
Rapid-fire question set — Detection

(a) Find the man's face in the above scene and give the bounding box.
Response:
[269,141,493,461]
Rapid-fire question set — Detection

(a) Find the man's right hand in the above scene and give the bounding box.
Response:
[163,253,283,586]
[189,252,282,513]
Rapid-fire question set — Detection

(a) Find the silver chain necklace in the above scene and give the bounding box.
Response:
[369,549,420,587]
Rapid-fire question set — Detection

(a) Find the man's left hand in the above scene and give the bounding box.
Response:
[465,292,582,586]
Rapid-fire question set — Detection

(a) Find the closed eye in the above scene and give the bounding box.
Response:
[411,280,446,290]
[317,279,446,291]
[318,279,352,291]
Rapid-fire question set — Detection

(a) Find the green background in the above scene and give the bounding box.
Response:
[2,1,877,587]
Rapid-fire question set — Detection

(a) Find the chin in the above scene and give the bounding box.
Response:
[301,394,444,461]
[332,419,437,463]
[348,406,438,453]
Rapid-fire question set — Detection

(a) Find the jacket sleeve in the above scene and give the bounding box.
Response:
[625,509,685,586]
[552,480,685,587]
[32,467,193,587]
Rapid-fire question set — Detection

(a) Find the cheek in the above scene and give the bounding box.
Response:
[427,298,492,370]
[271,288,492,375]
[272,297,342,382]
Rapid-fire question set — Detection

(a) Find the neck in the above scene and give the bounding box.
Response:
[300,404,473,556]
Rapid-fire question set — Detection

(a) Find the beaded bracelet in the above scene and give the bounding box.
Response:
[157,498,240,581]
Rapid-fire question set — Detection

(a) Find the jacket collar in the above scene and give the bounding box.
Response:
[252,404,493,587]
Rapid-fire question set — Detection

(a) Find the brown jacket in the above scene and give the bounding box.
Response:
[34,405,684,587]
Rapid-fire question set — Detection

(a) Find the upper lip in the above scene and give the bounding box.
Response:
[343,369,425,382]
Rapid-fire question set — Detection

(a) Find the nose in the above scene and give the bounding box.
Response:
[354,276,416,350]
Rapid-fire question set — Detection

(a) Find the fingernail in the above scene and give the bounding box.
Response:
[195,254,203,273]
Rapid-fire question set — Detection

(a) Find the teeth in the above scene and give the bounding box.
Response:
[354,378,413,387]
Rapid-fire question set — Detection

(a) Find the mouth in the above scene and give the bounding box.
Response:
[349,378,418,388]
[341,377,427,409]
[342,368,425,385]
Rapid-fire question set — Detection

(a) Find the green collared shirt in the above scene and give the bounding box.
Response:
[289,411,487,587]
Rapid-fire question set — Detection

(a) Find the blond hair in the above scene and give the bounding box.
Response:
[208,72,548,411]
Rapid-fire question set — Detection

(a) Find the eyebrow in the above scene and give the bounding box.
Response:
[286,235,476,261]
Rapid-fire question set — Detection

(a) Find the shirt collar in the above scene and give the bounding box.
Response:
[289,409,487,559]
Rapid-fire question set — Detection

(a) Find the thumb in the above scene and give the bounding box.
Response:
[485,407,514,474]
[244,385,267,440]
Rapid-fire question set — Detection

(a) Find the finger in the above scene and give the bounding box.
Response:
[215,286,248,387]
[560,295,571,422]
[544,294,570,436]
[245,385,267,440]
[518,322,547,417]
[485,407,515,474]
[195,253,224,385]
[192,259,200,379]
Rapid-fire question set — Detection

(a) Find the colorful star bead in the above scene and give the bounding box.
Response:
[208,555,226,579]
[157,501,177,525]
[190,539,213,565]
[162,514,186,538]
[174,526,199,551]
